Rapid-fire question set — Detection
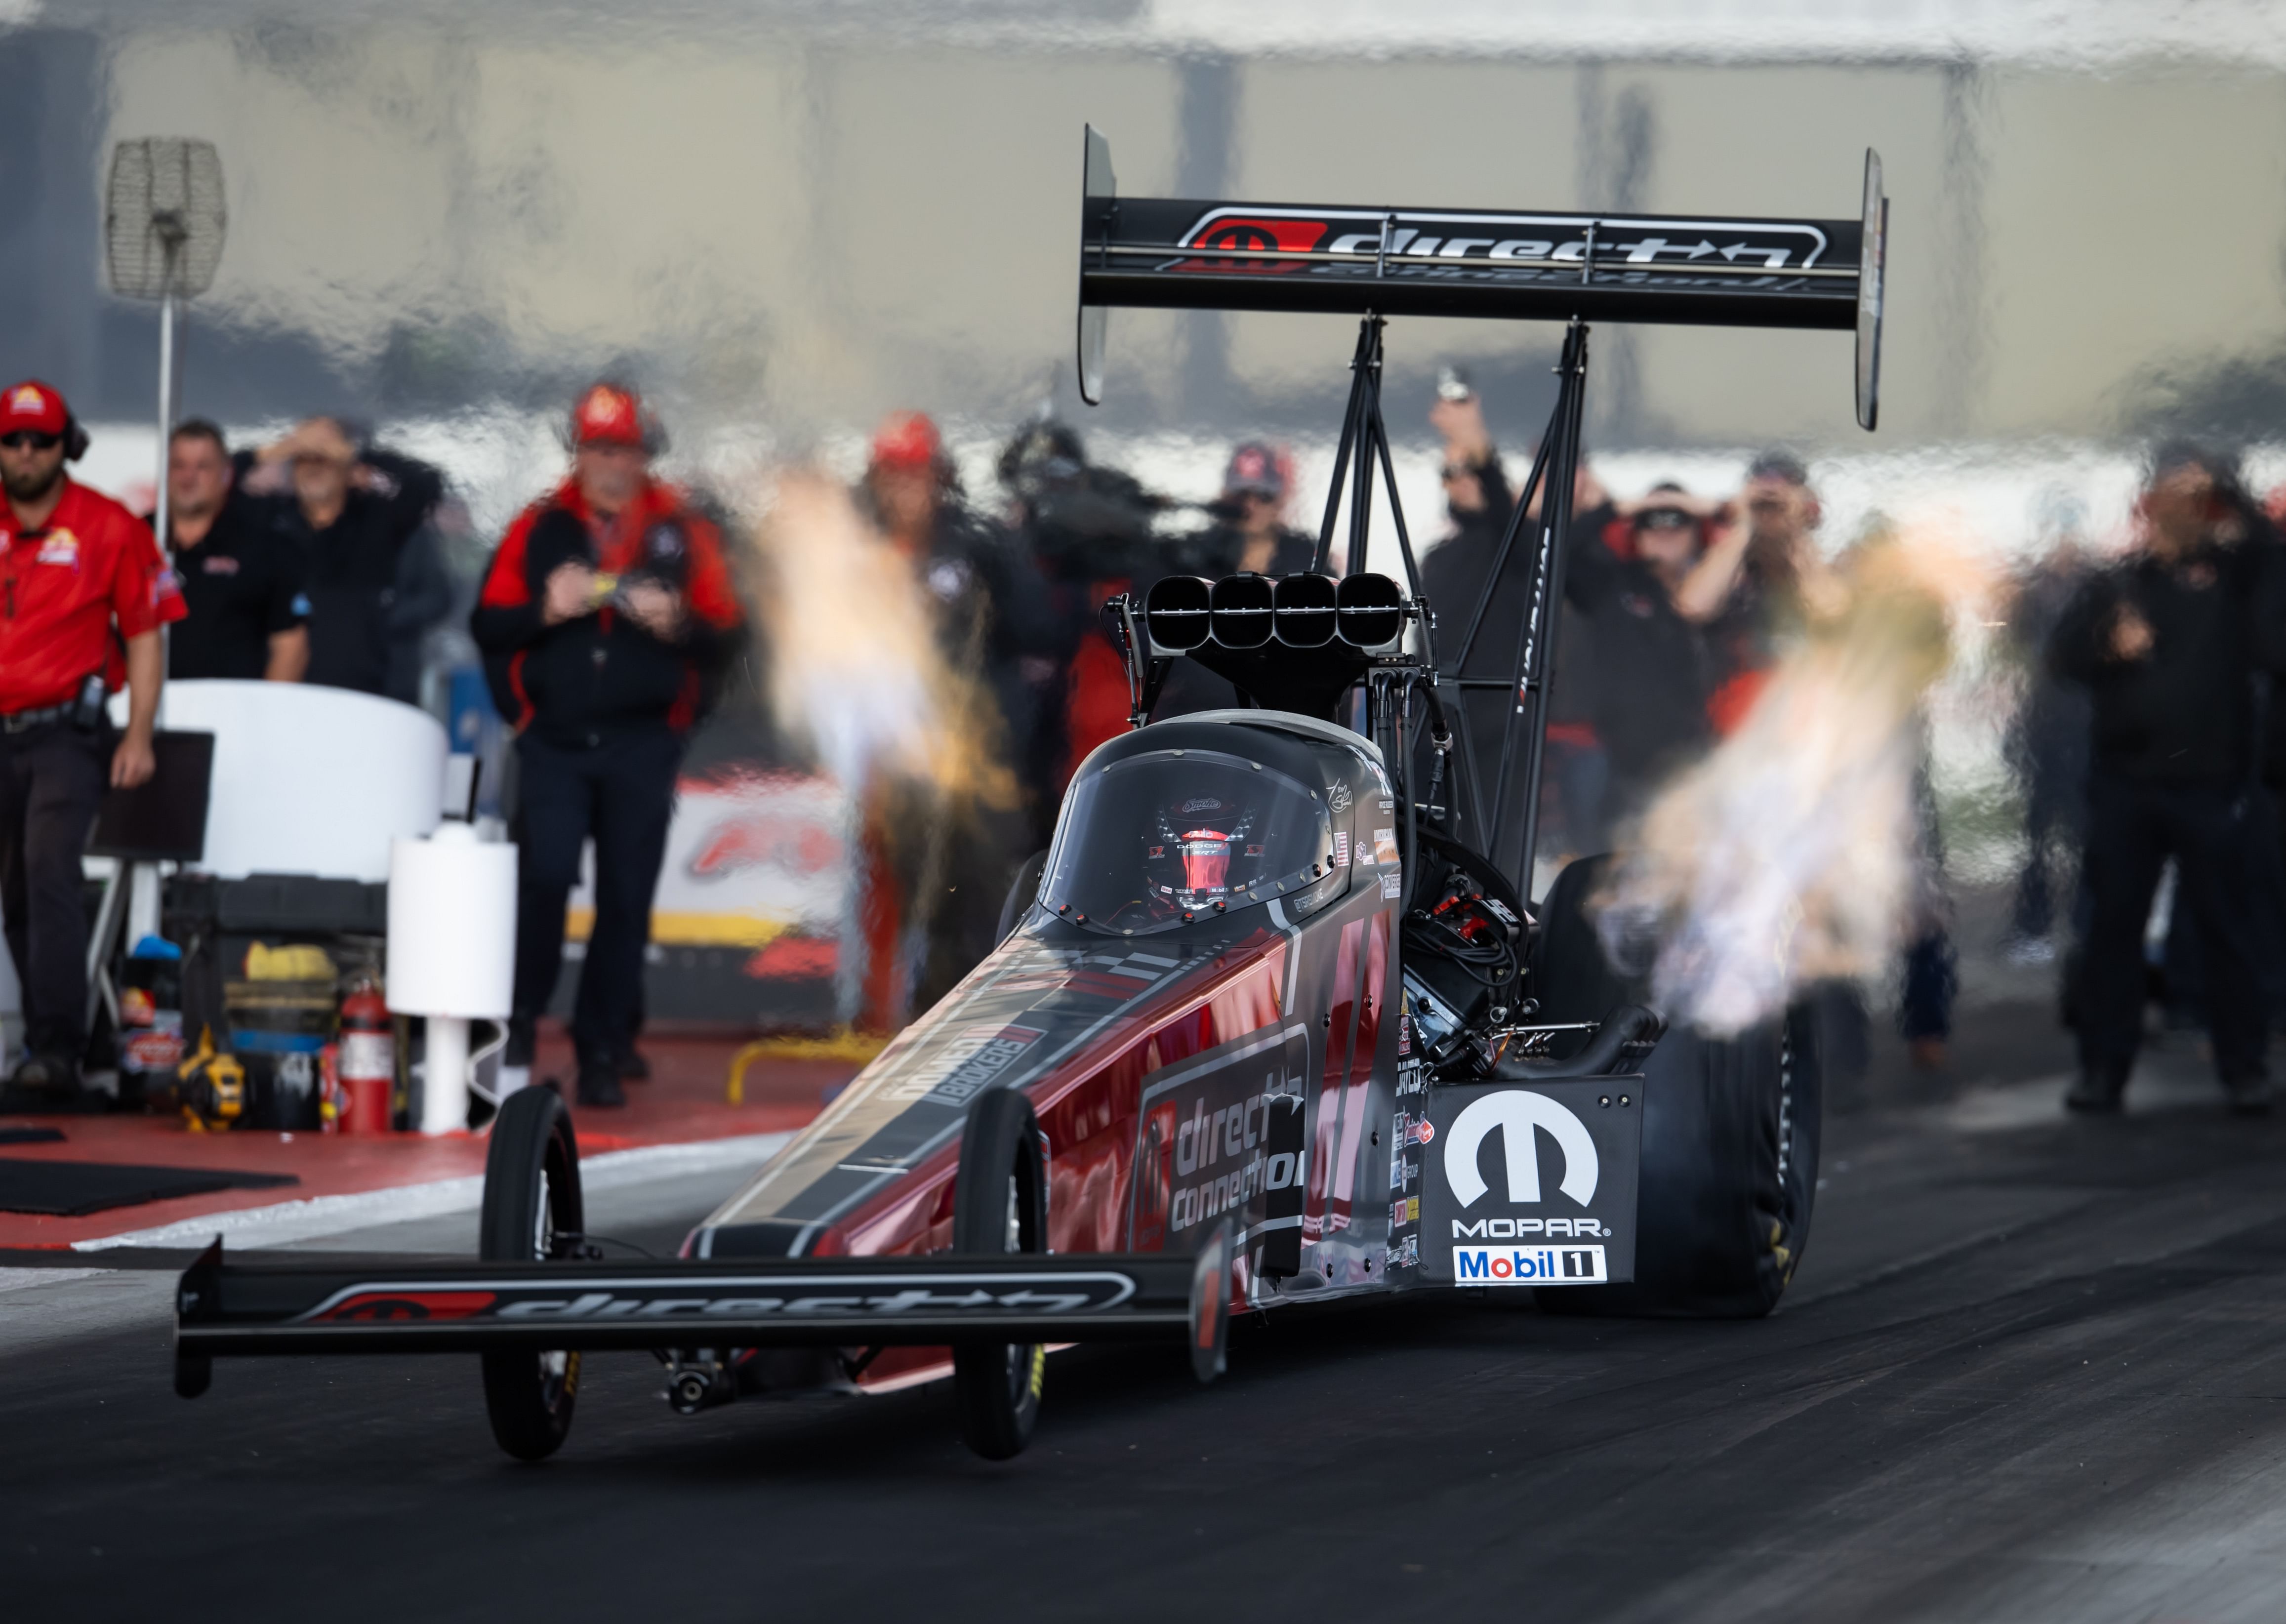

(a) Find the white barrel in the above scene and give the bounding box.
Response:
[386,823,517,1019]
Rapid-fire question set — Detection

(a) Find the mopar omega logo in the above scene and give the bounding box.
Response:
[1443,1090,1599,1208]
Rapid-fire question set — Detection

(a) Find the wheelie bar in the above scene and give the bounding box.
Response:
[173,1226,1235,1392]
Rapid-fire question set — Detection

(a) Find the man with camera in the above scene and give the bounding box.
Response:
[0,380,183,1094]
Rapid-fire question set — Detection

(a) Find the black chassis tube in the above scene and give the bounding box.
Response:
[173,1239,1210,1362]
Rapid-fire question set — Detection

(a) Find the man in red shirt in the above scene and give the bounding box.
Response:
[472,384,742,1108]
[0,380,184,1093]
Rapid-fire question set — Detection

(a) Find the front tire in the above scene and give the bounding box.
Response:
[952,1087,1048,1460]
[479,1086,584,1461]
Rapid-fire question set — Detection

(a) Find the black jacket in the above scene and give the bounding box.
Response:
[2048,535,2286,786]
[235,448,443,696]
[1565,533,1711,801]
[472,480,745,747]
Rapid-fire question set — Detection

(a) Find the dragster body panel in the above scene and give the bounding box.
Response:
[689,716,1407,1389]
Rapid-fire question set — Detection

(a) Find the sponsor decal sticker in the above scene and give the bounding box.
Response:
[1328,781,1353,813]
[1454,1244,1608,1285]
[317,1290,501,1322]
[1333,831,1350,867]
[1422,1079,1642,1286]
[1382,871,1402,899]
[1451,1216,1609,1238]
[1373,828,1400,865]
[888,1022,1046,1104]
[1445,1090,1598,1208]
[1170,1085,1301,1233]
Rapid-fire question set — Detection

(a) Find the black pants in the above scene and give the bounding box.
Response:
[2077,774,2268,1082]
[511,729,682,1070]
[0,725,106,1061]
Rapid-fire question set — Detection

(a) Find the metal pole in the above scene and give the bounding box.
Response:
[1345,317,1382,578]
[153,283,175,556]
[1309,318,1377,575]
[1502,320,1592,895]
[129,267,179,954]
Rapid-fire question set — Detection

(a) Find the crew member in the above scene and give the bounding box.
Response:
[237,416,442,695]
[1418,381,1612,865]
[472,384,742,1108]
[1566,485,1720,827]
[160,419,309,682]
[0,381,183,1094]
[2048,444,2286,1114]
[858,411,1058,1019]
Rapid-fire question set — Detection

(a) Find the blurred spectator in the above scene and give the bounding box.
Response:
[2000,493,2094,960]
[2047,443,2285,1114]
[1565,484,1720,828]
[1418,382,1611,869]
[997,419,1171,815]
[0,381,182,1095]
[1202,442,1314,576]
[1687,464,1953,1066]
[157,419,309,683]
[1145,441,1332,725]
[860,410,1059,1016]
[1675,449,1842,728]
[238,417,442,696]
[472,383,743,1108]
[383,520,455,706]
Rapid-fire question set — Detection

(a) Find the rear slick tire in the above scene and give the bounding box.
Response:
[479,1086,585,1461]
[1530,856,1825,1319]
[952,1087,1048,1460]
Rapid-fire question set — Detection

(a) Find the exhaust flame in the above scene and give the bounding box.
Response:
[745,470,1016,808]
[1593,531,1986,1036]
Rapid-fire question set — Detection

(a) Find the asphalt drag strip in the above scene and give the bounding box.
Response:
[8,1081,2286,1623]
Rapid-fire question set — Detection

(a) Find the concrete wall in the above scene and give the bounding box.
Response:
[8,13,2283,450]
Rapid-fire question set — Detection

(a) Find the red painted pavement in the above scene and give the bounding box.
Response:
[0,1027,846,1251]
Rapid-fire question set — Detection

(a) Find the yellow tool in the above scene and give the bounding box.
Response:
[177,1024,245,1132]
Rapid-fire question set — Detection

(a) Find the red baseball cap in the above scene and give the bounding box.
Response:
[572,383,647,449]
[871,410,941,473]
[0,380,70,438]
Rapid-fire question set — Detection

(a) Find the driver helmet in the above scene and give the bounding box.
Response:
[1147,790,1262,912]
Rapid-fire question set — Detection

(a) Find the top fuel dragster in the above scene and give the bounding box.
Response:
[172,129,1889,1461]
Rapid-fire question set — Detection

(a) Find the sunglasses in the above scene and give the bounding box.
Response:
[0,431,62,451]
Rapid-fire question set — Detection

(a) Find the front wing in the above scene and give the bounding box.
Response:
[174,1232,1234,1390]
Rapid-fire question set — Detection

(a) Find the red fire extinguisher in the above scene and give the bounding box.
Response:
[337,976,396,1134]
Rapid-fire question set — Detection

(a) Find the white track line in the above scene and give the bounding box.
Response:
[69,1131,795,1253]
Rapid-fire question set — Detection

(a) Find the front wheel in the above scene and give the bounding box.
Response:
[952,1087,1048,1460]
[479,1086,584,1460]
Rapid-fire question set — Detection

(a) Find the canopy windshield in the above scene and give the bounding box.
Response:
[1042,748,1337,936]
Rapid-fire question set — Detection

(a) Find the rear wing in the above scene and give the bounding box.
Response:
[1075,127,1888,430]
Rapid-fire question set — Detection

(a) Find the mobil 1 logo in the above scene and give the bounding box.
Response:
[1418,1077,1643,1287]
